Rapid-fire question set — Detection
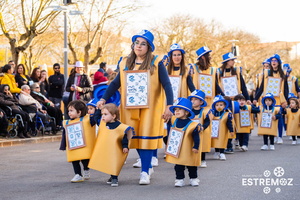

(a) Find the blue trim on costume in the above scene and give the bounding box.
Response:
[66,117,83,125]
[132,135,163,139]
[151,55,158,66]
[197,108,204,118]
[172,118,193,131]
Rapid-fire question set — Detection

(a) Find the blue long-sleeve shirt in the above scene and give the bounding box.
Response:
[102,61,174,105]
[192,108,210,130]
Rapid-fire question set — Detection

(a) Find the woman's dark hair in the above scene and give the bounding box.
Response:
[67,100,87,117]
[218,61,237,81]
[16,64,26,75]
[30,67,41,81]
[196,53,211,71]
[167,51,186,75]
[0,84,10,93]
[2,64,12,73]
[269,61,286,80]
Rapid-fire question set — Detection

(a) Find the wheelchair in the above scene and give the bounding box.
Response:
[31,113,57,136]
[1,106,24,138]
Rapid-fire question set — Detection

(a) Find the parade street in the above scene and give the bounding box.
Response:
[1,128,299,200]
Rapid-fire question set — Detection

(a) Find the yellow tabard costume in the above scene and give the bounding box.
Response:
[234,105,254,134]
[119,56,165,149]
[217,67,242,99]
[88,122,133,176]
[211,112,230,149]
[169,66,189,99]
[257,107,280,136]
[286,109,300,136]
[63,115,96,162]
[263,70,286,105]
[166,120,200,166]
[287,76,297,96]
[191,64,217,106]
[191,107,211,153]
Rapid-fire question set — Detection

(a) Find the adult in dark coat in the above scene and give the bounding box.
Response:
[48,63,65,108]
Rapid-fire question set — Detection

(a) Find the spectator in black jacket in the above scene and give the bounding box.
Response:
[48,63,65,109]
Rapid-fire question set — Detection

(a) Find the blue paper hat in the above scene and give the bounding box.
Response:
[196,46,212,60]
[269,54,282,65]
[212,95,228,110]
[169,97,195,119]
[168,43,185,57]
[262,58,271,65]
[222,52,236,63]
[87,98,97,108]
[283,63,291,72]
[287,67,292,73]
[288,93,297,100]
[132,30,155,52]
[262,93,276,106]
[188,90,207,107]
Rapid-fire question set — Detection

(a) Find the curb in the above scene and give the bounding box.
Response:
[0,135,62,148]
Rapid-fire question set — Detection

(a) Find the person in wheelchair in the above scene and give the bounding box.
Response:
[30,83,63,130]
[0,108,9,138]
[18,85,55,133]
[0,84,31,138]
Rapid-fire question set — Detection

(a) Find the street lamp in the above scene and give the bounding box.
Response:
[228,39,240,56]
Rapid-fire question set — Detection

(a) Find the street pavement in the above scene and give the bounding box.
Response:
[1,126,299,200]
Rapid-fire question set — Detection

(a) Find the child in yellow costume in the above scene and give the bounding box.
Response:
[282,93,300,145]
[257,93,281,150]
[210,95,234,161]
[89,103,133,187]
[165,98,201,187]
[59,100,96,183]
[188,90,211,168]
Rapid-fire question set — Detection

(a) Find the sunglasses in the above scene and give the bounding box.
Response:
[54,68,60,70]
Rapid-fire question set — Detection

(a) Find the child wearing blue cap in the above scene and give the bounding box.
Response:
[165,98,201,187]
[256,93,281,150]
[188,90,211,168]
[210,95,234,161]
[281,94,300,145]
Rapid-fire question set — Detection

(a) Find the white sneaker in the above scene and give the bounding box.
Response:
[274,137,278,143]
[139,172,150,185]
[292,141,297,145]
[151,157,158,167]
[83,170,90,180]
[289,136,293,140]
[277,137,283,144]
[200,161,207,168]
[149,168,154,179]
[133,159,141,168]
[219,153,226,161]
[261,145,269,150]
[241,145,248,152]
[213,152,220,159]
[71,174,84,183]
[190,178,200,186]
[269,145,275,150]
[175,179,185,187]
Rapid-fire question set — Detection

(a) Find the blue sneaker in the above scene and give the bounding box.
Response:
[224,148,234,154]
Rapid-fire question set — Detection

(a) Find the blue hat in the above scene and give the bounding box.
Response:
[188,90,207,107]
[93,84,121,106]
[222,52,236,63]
[212,95,228,110]
[196,46,212,60]
[169,98,195,119]
[283,63,291,72]
[269,54,282,65]
[87,98,97,107]
[262,58,271,65]
[288,93,297,100]
[287,67,292,73]
[168,43,185,57]
[132,30,155,52]
[261,93,276,106]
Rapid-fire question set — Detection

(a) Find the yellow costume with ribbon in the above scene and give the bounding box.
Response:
[168,66,189,99]
[191,65,217,106]
[286,108,300,136]
[211,112,230,149]
[263,70,286,105]
[119,56,165,149]
[234,105,254,133]
[257,107,280,136]
[166,119,200,166]
[88,121,133,176]
[63,115,96,162]
[191,107,211,153]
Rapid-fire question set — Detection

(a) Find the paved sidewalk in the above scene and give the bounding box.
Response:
[0,132,62,147]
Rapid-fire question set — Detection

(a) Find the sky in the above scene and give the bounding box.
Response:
[126,0,300,43]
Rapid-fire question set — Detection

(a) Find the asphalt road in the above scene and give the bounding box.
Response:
[1,127,299,200]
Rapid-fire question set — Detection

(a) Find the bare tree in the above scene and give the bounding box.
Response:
[0,0,60,65]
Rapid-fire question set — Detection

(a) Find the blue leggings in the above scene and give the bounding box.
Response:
[137,149,154,174]
[278,115,283,138]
